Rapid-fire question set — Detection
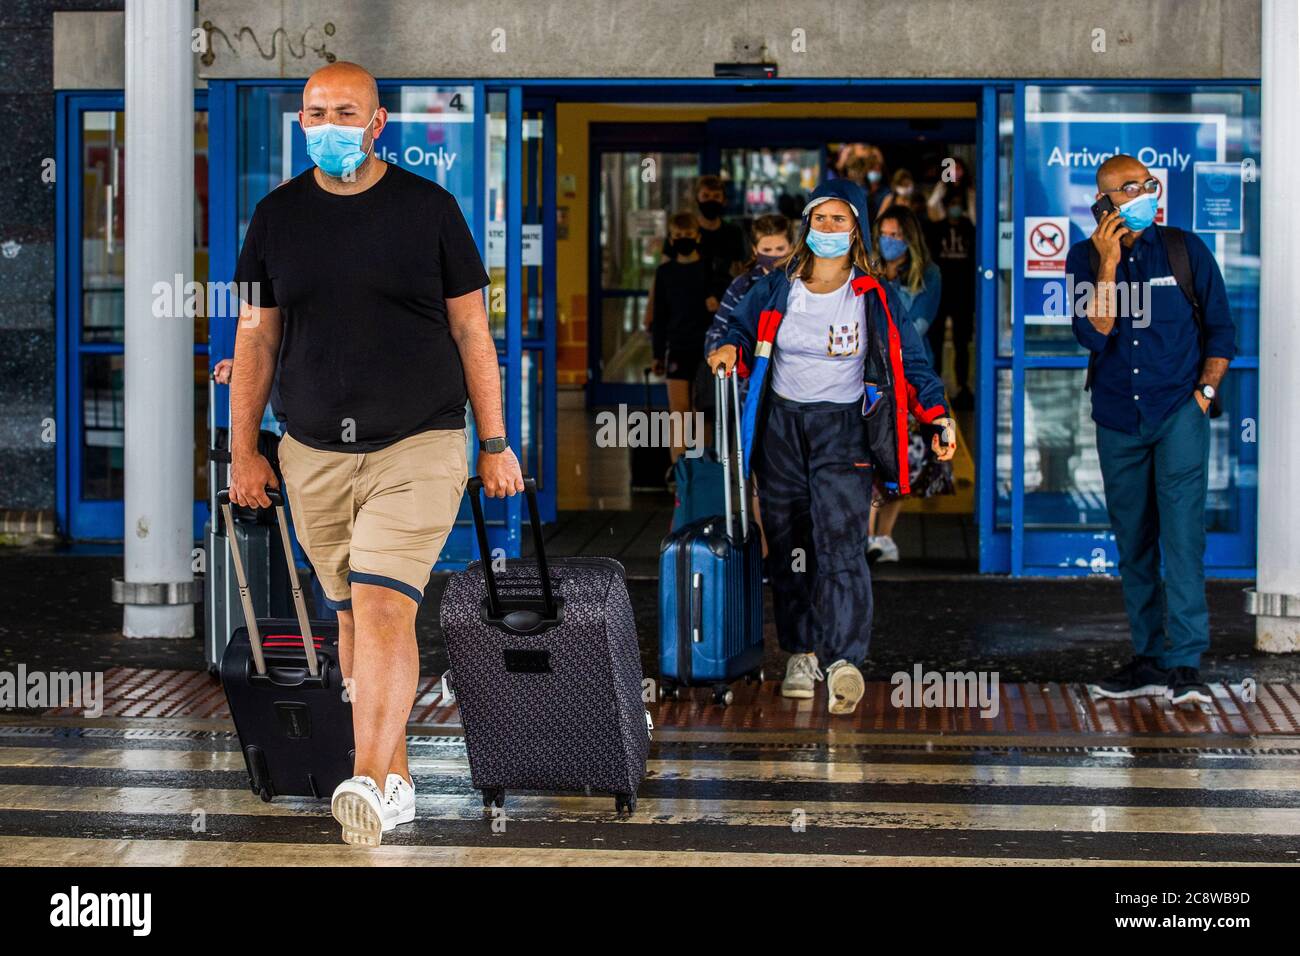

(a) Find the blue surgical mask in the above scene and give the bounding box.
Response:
[806,227,853,259]
[866,169,882,185]
[1117,192,1158,231]
[879,234,909,261]
[304,110,377,178]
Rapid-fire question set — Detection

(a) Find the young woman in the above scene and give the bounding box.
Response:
[707,179,956,716]
[867,205,954,564]
[704,214,794,391]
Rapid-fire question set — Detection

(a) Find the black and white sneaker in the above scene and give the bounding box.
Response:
[1165,667,1213,707]
[1088,656,1168,699]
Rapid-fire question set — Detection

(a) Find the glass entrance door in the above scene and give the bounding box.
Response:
[588,123,704,407]
[1005,83,1260,576]
[57,93,211,540]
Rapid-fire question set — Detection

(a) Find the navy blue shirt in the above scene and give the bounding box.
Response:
[1068,225,1235,434]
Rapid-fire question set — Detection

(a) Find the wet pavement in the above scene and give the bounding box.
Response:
[2,543,1297,866]
[1,545,1292,688]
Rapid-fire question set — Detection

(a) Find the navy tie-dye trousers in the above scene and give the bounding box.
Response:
[755,393,875,665]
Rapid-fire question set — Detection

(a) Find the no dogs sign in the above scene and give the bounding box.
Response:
[1024,216,1070,277]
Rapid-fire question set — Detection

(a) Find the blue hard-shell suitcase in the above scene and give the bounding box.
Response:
[658,368,764,704]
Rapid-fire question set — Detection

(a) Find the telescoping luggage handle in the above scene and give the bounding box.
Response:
[713,366,750,543]
[466,476,558,629]
[216,488,319,678]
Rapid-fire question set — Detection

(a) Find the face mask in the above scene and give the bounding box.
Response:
[670,237,699,256]
[878,234,909,261]
[1117,192,1158,231]
[806,227,853,259]
[304,110,377,178]
[896,186,914,198]
[754,252,782,270]
[866,169,882,185]
[947,204,964,220]
[697,199,724,219]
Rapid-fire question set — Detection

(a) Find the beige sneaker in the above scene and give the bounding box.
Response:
[781,653,823,699]
[826,660,865,715]
[331,775,385,847]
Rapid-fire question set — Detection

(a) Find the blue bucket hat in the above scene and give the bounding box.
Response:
[801,178,869,226]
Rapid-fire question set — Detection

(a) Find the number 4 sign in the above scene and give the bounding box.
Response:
[1024,215,1070,278]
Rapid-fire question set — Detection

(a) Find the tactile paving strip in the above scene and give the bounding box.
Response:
[37,667,1300,736]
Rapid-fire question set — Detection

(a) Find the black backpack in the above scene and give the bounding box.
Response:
[1083,225,1217,415]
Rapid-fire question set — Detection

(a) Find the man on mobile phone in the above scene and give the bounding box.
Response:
[1068,154,1235,707]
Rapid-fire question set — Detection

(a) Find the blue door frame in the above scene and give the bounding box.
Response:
[1001,80,1258,579]
[55,77,1258,578]
[55,90,211,541]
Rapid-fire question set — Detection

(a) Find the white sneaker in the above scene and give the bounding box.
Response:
[781,652,823,699]
[331,775,386,847]
[873,535,900,563]
[383,773,416,831]
[826,659,866,715]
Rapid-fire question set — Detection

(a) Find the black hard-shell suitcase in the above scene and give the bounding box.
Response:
[440,477,651,813]
[217,488,354,802]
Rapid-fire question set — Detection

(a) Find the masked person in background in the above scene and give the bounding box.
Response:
[708,179,955,716]
[651,213,718,464]
[1071,154,1235,708]
[229,62,523,847]
[868,205,953,564]
[925,190,978,410]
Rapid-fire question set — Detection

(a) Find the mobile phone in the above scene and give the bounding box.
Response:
[1090,195,1117,223]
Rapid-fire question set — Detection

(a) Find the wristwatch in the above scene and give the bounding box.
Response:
[479,436,508,454]
[1197,384,1216,402]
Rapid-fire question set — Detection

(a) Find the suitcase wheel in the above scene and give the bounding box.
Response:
[481,788,505,809]
[658,680,679,702]
[712,685,734,707]
[258,787,272,803]
[614,793,637,814]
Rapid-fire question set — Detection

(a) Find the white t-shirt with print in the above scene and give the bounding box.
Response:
[770,277,866,403]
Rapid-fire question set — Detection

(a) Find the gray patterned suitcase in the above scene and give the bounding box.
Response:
[440,477,650,813]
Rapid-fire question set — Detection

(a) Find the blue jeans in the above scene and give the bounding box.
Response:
[1095,395,1211,670]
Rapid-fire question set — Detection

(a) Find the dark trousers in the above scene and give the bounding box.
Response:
[927,303,973,389]
[756,394,874,664]
[1095,396,1211,670]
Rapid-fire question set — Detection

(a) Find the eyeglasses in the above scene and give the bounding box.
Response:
[1108,178,1162,199]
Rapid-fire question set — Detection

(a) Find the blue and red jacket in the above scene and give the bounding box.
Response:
[721,266,949,495]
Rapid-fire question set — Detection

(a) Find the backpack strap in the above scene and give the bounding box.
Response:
[1160,225,1206,348]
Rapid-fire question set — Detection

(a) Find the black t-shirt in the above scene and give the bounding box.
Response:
[651,259,716,359]
[925,216,977,311]
[235,165,489,452]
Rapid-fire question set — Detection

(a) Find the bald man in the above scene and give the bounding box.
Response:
[228,62,523,846]
[1068,153,1235,708]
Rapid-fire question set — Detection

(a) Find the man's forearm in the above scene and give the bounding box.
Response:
[1087,260,1118,337]
[230,323,278,458]
[457,322,505,439]
[1200,356,1230,389]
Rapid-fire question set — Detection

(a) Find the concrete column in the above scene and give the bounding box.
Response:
[1255,0,1300,652]
[121,0,194,637]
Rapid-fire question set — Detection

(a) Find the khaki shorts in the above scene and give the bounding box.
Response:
[278,428,468,608]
